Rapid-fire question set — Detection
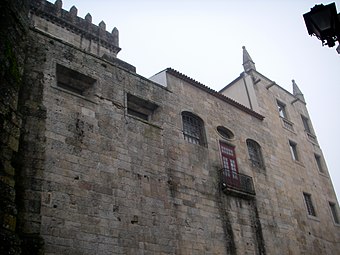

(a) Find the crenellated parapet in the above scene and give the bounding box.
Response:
[29,0,121,57]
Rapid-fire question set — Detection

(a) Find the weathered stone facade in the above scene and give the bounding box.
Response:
[1,0,339,254]
[0,0,30,253]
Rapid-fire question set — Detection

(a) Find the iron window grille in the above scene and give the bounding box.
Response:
[246,139,264,168]
[303,193,316,217]
[220,168,256,196]
[182,111,206,146]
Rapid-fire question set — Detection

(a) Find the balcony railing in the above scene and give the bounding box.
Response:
[220,168,255,197]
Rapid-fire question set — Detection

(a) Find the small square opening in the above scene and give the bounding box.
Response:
[56,64,96,96]
[127,93,158,121]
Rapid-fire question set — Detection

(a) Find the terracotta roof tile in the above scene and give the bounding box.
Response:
[166,68,264,120]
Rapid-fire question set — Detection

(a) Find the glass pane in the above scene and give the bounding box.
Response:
[289,142,298,161]
[182,113,204,145]
[277,102,287,118]
[221,146,234,156]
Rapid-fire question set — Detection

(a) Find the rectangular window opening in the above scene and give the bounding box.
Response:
[277,101,287,119]
[314,154,324,173]
[303,193,316,217]
[289,141,299,161]
[56,64,96,96]
[329,202,340,224]
[127,93,158,121]
[301,115,312,134]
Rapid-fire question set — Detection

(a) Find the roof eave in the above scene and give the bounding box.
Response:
[166,68,264,120]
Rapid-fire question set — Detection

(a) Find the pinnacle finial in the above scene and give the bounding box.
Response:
[112,27,119,46]
[292,79,305,103]
[242,46,256,72]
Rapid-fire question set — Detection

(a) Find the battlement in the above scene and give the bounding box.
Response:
[29,0,121,57]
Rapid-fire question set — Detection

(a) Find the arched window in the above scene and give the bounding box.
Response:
[246,139,264,168]
[182,111,206,146]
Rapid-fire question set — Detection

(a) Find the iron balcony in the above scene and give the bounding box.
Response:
[220,168,256,198]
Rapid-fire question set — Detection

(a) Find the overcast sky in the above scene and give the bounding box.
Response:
[48,0,340,200]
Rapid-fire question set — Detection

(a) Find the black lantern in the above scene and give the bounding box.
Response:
[303,2,340,47]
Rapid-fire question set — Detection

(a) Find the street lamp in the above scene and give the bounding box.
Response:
[303,2,340,53]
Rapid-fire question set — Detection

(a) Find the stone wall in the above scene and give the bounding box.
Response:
[19,23,340,253]
[1,1,339,254]
[0,0,29,254]
[240,70,340,254]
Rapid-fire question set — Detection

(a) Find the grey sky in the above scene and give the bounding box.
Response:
[48,0,340,200]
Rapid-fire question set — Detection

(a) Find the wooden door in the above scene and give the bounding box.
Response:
[220,142,239,187]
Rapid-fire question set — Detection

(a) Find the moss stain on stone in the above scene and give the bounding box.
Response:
[4,41,22,85]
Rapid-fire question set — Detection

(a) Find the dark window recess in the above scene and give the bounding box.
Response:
[217,126,234,140]
[289,141,299,161]
[314,154,324,173]
[247,139,264,168]
[303,193,316,217]
[329,202,340,224]
[182,111,206,146]
[56,64,96,96]
[127,93,158,121]
[277,101,287,119]
[301,115,312,133]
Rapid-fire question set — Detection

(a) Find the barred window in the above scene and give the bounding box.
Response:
[182,111,206,146]
[303,193,316,217]
[247,139,264,168]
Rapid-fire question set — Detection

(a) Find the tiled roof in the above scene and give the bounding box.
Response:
[166,68,264,120]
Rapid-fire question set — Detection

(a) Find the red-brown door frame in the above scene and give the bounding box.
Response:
[219,142,240,187]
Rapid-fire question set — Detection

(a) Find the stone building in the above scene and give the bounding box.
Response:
[1,0,339,254]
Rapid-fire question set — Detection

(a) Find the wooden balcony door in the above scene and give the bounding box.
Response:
[220,142,240,187]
